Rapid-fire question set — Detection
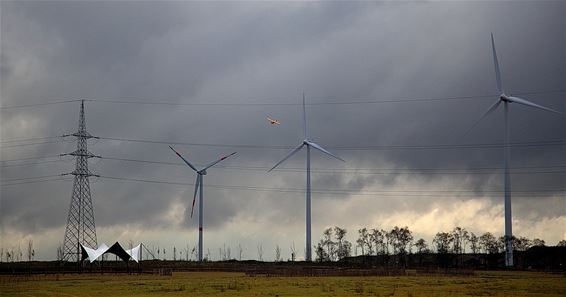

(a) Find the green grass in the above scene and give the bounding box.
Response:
[0,271,564,296]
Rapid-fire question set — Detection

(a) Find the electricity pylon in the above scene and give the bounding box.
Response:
[61,100,100,262]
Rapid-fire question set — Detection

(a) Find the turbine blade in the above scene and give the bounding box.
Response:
[303,92,308,140]
[190,175,200,218]
[307,141,345,162]
[491,33,503,93]
[268,143,304,172]
[465,99,502,135]
[507,96,565,115]
[202,152,237,170]
[169,146,198,172]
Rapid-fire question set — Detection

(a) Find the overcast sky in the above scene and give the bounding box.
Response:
[1,1,564,261]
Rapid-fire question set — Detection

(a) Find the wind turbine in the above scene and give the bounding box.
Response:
[269,93,345,261]
[169,146,236,262]
[468,33,563,267]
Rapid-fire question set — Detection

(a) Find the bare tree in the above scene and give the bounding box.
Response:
[356,228,369,255]
[334,226,351,260]
[433,232,453,254]
[27,240,34,262]
[369,229,385,255]
[384,229,392,255]
[56,243,64,261]
[219,244,229,260]
[414,238,428,266]
[275,245,281,262]
[469,232,480,254]
[479,232,498,254]
[290,242,296,261]
[323,227,336,260]
[315,239,329,262]
[173,246,177,261]
[257,244,263,261]
[451,227,468,267]
[451,227,469,254]
[389,227,401,255]
[557,240,566,247]
[0,247,3,263]
[191,246,196,261]
[512,236,532,251]
[395,226,413,256]
[414,238,428,254]
[462,230,470,253]
[433,232,454,267]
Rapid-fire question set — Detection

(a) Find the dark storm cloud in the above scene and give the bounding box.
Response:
[1,1,564,258]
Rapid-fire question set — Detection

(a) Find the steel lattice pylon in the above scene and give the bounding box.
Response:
[62,100,100,262]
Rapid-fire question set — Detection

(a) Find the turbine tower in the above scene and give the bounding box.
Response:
[61,100,100,262]
[170,146,236,261]
[269,94,344,261]
[468,34,563,267]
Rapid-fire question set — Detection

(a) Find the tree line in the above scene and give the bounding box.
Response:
[314,225,566,262]
[1,229,564,262]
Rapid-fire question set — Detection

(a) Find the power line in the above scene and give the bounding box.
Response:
[97,175,564,197]
[85,95,496,106]
[0,177,72,187]
[0,159,63,168]
[0,136,61,144]
[0,99,81,110]
[2,172,562,196]
[98,156,566,175]
[0,174,63,183]
[99,136,566,150]
[0,140,63,149]
[5,135,563,151]
[55,90,566,106]
[1,90,563,110]
[0,156,61,163]
[1,154,564,174]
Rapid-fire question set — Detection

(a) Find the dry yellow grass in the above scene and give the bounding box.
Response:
[0,270,564,296]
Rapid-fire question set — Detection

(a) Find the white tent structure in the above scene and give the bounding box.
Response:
[126,244,141,262]
[80,242,142,263]
[81,243,109,263]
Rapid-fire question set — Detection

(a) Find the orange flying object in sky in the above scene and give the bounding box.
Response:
[267,117,280,125]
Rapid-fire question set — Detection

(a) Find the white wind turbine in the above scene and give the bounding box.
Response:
[269,94,345,261]
[468,33,563,267]
[169,146,236,262]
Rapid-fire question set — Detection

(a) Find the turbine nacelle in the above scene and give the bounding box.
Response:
[500,94,511,103]
[198,170,207,175]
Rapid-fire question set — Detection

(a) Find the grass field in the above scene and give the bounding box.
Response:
[1,271,565,296]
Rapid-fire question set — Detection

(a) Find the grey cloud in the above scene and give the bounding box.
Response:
[1,1,564,259]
